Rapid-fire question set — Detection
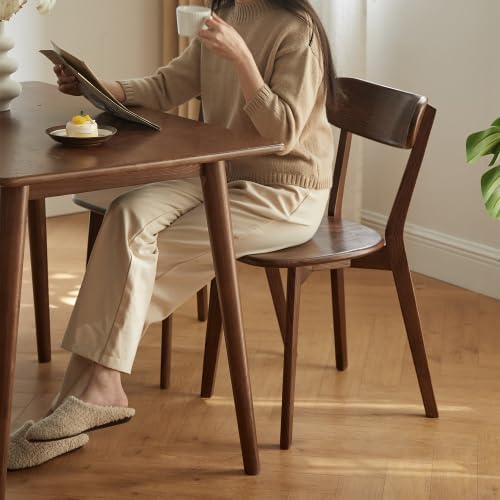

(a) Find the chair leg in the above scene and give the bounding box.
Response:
[391,252,438,418]
[86,211,104,264]
[280,267,303,450]
[28,199,51,363]
[200,279,222,398]
[265,267,286,343]
[330,269,347,370]
[160,315,173,390]
[197,285,208,322]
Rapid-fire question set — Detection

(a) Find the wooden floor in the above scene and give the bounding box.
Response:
[6,213,500,499]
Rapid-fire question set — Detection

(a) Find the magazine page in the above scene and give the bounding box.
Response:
[40,46,161,130]
[51,41,119,104]
[77,73,161,130]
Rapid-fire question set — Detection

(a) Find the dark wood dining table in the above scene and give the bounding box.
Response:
[0,82,283,499]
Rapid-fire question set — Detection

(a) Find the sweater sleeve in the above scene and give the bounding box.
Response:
[243,36,324,156]
[118,38,201,112]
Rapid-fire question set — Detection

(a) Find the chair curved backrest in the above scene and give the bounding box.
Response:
[329,77,428,149]
[327,77,436,240]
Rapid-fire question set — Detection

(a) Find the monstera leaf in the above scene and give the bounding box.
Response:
[481,165,500,219]
[466,118,500,219]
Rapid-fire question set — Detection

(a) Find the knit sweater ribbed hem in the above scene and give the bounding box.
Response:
[227,170,332,190]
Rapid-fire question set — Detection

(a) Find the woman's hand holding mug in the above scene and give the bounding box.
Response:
[199,13,265,103]
[199,14,252,66]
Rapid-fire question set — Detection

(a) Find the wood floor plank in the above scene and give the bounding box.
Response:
[337,475,386,500]
[478,432,500,500]
[382,446,432,500]
[430,439,478,500]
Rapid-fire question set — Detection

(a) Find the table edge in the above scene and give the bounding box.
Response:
[0,144,284,188]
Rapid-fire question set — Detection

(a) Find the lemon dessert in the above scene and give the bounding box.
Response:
[66,112,98,138]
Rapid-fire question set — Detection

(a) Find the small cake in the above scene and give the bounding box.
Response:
[66,112,98,138]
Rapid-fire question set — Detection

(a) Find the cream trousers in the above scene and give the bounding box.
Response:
[52,178,329,409]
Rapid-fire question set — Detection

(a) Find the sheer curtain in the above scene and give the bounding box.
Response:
[162,0,203,118]
[310,0,366,221]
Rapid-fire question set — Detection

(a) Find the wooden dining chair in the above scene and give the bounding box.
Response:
[197,77,439,449]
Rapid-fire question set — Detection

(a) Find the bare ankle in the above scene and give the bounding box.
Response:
[92,364,121,384]
[79,363,128,407]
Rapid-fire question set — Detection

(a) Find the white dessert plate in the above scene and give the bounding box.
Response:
[46,125,117,147]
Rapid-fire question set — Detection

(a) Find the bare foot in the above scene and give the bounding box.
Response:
[79,363,128,408]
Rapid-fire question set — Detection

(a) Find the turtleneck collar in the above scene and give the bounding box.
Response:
[231,0,271,23]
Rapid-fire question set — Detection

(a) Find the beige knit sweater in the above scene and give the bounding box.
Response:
[120,0,334,189]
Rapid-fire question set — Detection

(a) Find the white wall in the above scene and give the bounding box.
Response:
[364,0,500,298]
[311,0,366,220]
[5,0,163,215]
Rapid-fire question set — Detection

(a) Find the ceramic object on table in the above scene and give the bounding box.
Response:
[46,125,117,147]
[0,21,21,112]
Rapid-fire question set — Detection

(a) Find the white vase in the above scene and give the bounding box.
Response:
[0,20,21,112]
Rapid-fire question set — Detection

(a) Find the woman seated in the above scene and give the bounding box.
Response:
[9,0,338,470]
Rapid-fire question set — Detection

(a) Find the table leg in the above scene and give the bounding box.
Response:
[200,161,259,476]
[28,199,51,363]
[0,186,29,500]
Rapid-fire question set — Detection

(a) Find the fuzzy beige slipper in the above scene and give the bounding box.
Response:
[8,420,89,470]
[26,396,135,442]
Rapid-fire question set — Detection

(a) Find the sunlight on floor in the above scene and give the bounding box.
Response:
[49,273,78,280]
[203,397,473,413]
[304,456,493,479]
[60,296,77,306]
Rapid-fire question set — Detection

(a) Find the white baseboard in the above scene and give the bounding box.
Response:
[45,196,85,218]
[362,210,500,300]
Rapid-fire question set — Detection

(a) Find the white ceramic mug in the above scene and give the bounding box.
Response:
[176,5,211,37]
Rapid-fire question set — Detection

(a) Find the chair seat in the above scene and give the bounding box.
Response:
[73,187,137,215]
[239,218,385,268]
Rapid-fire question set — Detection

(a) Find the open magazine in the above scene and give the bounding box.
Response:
[40,41,161,131]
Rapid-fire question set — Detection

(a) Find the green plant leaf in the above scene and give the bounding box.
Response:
[481,165,500,219]
[489,150,500,166]
[491,117,500,127]
[466,127,500,163]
